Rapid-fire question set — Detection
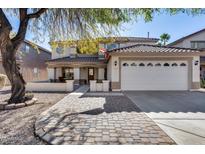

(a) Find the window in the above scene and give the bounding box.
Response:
[33,67,39,78]
[63,68,74,79]
[171,63,178,67]
[105,43,120,50]
[155,63,161,67]
[164,63,170,66]
[56,47,64,54]
[147,63,153,67]
[139,63,145,66]
[180,63,186,66]
[191,41,205,49]
[131,63,137,66]
[123,63,129,67]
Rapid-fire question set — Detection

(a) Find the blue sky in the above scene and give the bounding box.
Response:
[121,13,205,43]
[7,11,205,50]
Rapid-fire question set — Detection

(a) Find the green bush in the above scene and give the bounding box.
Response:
[0,74,6,89]
[201,78,205,88]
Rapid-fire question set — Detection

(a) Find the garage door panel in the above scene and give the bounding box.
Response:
[121,61,188,91]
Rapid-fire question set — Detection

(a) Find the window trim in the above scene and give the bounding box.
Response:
[139,63,145,67]
[191,41,205,49]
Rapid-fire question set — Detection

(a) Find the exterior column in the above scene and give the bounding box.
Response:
[192,56,200,89]
[98,68,105,80]
[74,67,80,85]
[47,67,55,80]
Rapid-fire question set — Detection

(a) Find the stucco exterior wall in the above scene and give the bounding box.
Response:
[48,68,55,80]
[171,30,205,48]
[80,68,88,80]
[52,47,76,59]
[107,58,112,81]
[56,68,62,79]
[1,42,51,82]
[98,68,105,80]
[192,56,200,83]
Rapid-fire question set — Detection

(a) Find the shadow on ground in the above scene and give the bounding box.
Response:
[80,95,141,115]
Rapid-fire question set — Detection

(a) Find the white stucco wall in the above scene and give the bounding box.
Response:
[171,30,205,48]
[80,68,88,80]
[98,68,105,80]
[107,58,112,81]
[74,68,80,80]
[192,56,200,82]
[47,68,54,79]
[56,68,62,79]
[110,56,119,82]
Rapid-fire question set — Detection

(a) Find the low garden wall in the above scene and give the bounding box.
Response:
[90,80,110,92]
[26,80,74,92]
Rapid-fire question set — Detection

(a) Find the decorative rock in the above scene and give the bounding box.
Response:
[15,103,26,108]
[25,98,37,106]
[4,103,16,110]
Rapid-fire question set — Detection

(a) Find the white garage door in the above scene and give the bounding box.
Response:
[121,61,188,90]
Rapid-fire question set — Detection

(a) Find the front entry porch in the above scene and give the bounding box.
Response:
[48,66,107,86]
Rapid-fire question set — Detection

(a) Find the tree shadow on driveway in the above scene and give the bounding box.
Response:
[80,95,141,115]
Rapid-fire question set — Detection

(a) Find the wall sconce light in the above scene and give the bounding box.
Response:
[114,61,117,66]
[194,60,199,66]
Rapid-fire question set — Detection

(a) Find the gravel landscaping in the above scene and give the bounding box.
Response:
[0,87,67,145]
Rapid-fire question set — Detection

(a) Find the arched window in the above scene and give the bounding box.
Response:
[164,63,170,67]
[147,63,153,67]
[155,63,161,67]
[131,63,137,66]
[123,63,129,67]
[171,63,178,67]
[139,63,145,66]
[180,63,186,66]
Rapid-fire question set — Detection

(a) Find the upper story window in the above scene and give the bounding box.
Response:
[105,43,120,50]
[191,41,205,49]
[56,47,64,54]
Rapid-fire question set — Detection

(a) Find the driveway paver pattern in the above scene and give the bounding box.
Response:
[35,86,175,145]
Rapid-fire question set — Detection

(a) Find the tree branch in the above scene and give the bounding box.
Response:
[11,9,29,51]
[0,8,12,36]
[0,9,12,30]
[11,8,47,52]
[27,8,47,19]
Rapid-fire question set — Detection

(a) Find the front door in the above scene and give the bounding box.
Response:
[88,68,94,82]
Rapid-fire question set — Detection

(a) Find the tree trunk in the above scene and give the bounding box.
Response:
[1,42,26,104]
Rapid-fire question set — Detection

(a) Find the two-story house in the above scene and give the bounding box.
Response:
[0,40,51,84]
[47,36,204,91]
[168,28,205,79]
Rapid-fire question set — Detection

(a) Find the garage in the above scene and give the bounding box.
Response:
[121,60,188,91]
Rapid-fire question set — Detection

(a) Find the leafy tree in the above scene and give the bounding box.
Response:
[159,33,171,46]
[0,8,205,104]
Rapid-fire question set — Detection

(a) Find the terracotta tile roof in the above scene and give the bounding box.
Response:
[47,55,106,63]
[109,44,203,53]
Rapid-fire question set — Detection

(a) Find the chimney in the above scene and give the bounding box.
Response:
[147,32,150,38]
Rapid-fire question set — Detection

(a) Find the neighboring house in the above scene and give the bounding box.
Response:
[168,28,205,79]
[47,37,204,91]
[0,40,51,83]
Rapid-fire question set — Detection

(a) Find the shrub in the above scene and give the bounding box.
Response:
[201,78,205,88]
[0,74,7,89]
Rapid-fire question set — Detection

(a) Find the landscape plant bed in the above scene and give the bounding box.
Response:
[0,98,37,110]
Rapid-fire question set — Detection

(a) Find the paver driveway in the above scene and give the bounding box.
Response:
[124,91,205,144]
[35,86,174,145]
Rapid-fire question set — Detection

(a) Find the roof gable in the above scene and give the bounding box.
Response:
[168,28,205,46]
